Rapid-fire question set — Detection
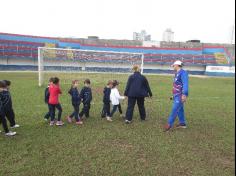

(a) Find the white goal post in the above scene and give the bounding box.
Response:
[38,47,144,87]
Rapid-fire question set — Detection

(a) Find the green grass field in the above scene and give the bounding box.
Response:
[0,72,235,176]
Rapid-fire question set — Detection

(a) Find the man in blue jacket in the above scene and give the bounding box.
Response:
[124,65,152,124]
[164,60,189,132]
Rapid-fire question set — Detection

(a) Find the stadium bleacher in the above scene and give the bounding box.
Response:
[0,39,44,59]
[144,53,216,65]
[0,32,234,74]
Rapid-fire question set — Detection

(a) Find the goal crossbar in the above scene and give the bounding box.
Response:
[38,47,144,87]
[38,47,143,55]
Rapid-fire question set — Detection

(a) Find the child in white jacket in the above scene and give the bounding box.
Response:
[107,80,125,121]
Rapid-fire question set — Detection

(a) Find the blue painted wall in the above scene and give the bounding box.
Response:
[203,48,225,54]
[58,42,80,48]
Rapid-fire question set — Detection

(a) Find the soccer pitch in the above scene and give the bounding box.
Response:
[0,72,235,176]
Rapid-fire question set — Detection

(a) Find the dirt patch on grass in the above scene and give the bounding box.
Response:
[215,157,235,169]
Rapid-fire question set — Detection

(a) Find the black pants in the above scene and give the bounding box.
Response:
[5,108,16,127]
[101,102,111,118]
[49,104,62,121]
[44,104,50,120]
[110,104,123,117]
[70,104,80,122]
[0,114,9,133]
[126,97,146,121]
[79,103,90,118]
[118,103,123,114]
[110,105,119,117]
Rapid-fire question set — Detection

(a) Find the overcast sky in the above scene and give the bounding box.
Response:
[0,0,235,43]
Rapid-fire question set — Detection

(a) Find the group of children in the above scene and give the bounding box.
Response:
[101,80,126,122]
[0,77,127,135]
[44,77,126,126]
[44,77,92,126]
[0,80,20,136]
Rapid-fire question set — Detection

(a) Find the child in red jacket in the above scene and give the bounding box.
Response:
[48,77,64,126]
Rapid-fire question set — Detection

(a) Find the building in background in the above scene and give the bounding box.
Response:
[162,28,174,42]
[133,30,151,41]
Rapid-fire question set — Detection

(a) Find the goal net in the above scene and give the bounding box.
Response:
[38,47,144,86]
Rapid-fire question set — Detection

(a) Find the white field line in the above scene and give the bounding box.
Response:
[0,70,234,79]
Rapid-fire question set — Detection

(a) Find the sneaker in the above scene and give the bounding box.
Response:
[125,120,132,124]
[106,116,113,122]
[11,124,20,128]
[67,116,73,123]
[176,123,187,129]
[5,131,16,136]
[76,121,83,125]
[56,121,64,126]
[50,121,55,126]
[163,124,172,132]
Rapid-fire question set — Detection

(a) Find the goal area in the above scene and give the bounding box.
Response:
[38,47,144,86]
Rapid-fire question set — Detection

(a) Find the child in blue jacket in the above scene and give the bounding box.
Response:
[2,80,20,128]
[101,80,113,118]
[0,81,16,136]
[67,80,83,125]
[79,79,92,119]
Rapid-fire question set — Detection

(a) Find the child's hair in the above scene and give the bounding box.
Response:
[0,81,6,88]
[3,80,11,86]
[107,80,113,86]
[112,80,119,88]
[53,77,60,84]
[49,77,54,83]
[71,80,79,88]
[84,79,91,85]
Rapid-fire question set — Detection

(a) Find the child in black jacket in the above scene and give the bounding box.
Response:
[101,80,113,118]
[0,81,16,136]
[2,80,20,128]
[79,79,92,119]
[67,80,83,125]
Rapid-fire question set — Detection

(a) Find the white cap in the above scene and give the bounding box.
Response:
[172,60,183,67]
